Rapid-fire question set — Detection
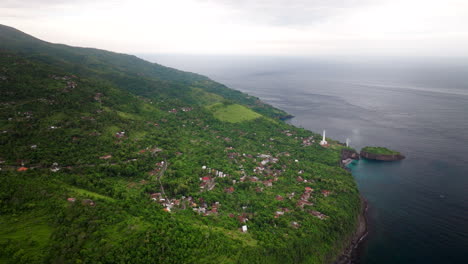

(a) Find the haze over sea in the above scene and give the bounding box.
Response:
[142,55,468,263]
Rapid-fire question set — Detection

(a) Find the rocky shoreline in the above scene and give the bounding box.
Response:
[334,196,369,264]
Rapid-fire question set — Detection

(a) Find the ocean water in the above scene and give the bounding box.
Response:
[142,54,468,263]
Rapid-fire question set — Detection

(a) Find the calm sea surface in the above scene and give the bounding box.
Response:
[143,55,468,263]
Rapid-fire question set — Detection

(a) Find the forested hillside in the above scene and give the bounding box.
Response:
[0,25,360,264]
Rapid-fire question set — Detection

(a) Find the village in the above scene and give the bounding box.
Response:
[147,137,335,233]
[1,88,339,235]
[1,116,338,234]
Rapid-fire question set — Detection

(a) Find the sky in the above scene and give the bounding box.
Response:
[2,0,468,56]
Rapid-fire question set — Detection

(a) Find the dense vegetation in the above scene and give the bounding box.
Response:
[0,25,360,264]
[361,146,400,155]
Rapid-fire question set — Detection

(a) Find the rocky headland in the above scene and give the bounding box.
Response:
[360,146,405,161]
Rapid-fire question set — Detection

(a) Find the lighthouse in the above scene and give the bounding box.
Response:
[320,130,328,146]
[346,138,350,147]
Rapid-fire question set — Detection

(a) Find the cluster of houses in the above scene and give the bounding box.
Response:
[65,80,77,91]
[309,210,328,220]
[274,207,291,218]
[66,197,95,206]
[150,192,183,212]
[193,201,220,216]
[168,107,193,114]
[200,176,216,191]
[150,192,220,215]
[202,166,228,178]
[142,138,336,231]
[138,146,163,156]
[282,130,294,137]
[301,136,315,146]
[148,161,166,176]
[21,111,33,119]
[282,130,318,147]
[228,212,252,232]
[181,107,193,112]
[297,187,315,208]
[50,74,79,92]
[199,166,230,191]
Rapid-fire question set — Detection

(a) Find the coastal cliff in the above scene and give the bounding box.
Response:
[360,151,405,161]
[341,149,360,160]
[334,197,368,264]
[341,148,360,167]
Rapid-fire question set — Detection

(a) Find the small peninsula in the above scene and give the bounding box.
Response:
[360,146,405,161]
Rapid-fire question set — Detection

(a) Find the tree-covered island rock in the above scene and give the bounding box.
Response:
[360,146,405,161]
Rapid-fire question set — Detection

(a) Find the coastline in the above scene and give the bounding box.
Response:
[334,196,369,264]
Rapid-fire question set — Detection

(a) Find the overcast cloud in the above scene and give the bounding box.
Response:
[1,0,468,56]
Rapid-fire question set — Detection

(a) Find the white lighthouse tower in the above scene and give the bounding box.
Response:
[320,130,328,146]
[346,138,350,147]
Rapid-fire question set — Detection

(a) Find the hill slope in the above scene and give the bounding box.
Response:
[0,25,360,264]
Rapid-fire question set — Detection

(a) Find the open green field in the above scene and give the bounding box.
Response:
[0,213,53,262]
[68,186,115,201]
[211,104,262,123]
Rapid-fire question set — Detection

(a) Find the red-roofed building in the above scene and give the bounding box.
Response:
[297,200,314,208]
[201,176,211,182]
[238,215,248,223]
[321,190,331,197]
[224,186,235,193]
[17,167,28,172]
[263,179,273,187]
[305,187,314,193]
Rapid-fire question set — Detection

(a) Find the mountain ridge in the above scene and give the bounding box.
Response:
[0,24,360,264]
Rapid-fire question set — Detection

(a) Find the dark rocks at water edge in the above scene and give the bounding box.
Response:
[278,114,294,121]
[341,149,360,160]
[341,148,360,166]
[334,197,368,264]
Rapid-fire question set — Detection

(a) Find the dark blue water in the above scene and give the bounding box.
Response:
[142,55,468,263]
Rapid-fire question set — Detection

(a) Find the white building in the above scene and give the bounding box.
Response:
[320,130,328,146]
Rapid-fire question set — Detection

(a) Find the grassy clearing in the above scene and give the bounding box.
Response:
[102,216,151,245]
[129,130,147,140]
[104,125,121,136]
[191,88,225,105]
[211,104,262,123]
[117,111,143,120]
[68,186,115,201]
[200,225,258,247]
[0,214,52,244]
[0,213,53,261]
